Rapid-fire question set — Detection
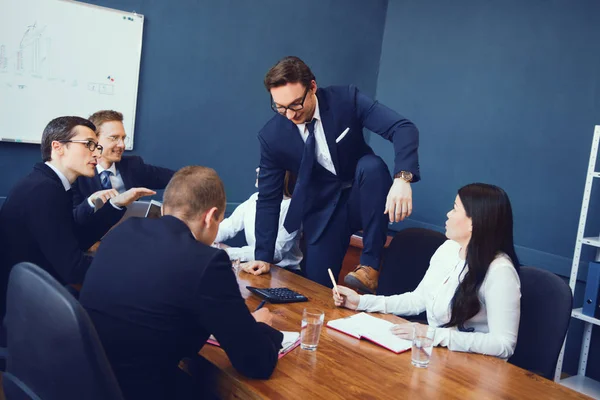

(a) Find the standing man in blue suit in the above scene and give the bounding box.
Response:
[72,110,175,221]
[243,56,420,294]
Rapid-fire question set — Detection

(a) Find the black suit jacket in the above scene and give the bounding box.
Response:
[79,216,283,400]
[0,163,125,315]
[256,85,420,262]
[72,155,174,221]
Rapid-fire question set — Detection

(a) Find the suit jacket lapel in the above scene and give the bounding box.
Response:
[280,117,305,167]
[316,89,340,172]
[116,160,132,189]
[92,169,102,191]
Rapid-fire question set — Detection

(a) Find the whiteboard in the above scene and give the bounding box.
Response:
[0,0,143,150]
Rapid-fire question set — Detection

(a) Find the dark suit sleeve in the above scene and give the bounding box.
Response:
[352,85,421,182]
[72,198,95,225]
[74,202,126,251]
[255,134,285,264]
[128,156,175,189]
[195,251,283,379]
[25,183,96,284]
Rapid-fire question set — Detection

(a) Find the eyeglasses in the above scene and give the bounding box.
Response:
[271,86,310,115]
[59,140,103,154]
[106,135,127,145]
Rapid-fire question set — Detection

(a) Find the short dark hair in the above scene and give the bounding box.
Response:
[88,110,124,132]
[41,116,96,162]
[264,56,316,91]
[163,166,226,220]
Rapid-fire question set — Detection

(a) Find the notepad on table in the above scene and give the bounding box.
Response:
[326,312,411,354]
[207,331,301,359]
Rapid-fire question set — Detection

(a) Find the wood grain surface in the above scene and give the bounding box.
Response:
[196,266,589,400]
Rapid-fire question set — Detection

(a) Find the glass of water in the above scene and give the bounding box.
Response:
[411,325,436,368]
[300,308,324,351]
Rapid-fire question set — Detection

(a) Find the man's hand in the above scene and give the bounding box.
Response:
[89,189,119,206]
[252,308,273,326]
[384,179,412,223]
[110,187,157,208]
[241,260,271,276]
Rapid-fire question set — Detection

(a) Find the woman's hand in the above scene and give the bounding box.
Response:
[390,323,429,340]
[332,285,360,310]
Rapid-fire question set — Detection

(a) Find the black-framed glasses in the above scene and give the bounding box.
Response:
[59,140,103,154]
[271,86,310,115]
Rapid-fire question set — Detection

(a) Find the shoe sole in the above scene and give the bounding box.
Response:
[344,274,375,295]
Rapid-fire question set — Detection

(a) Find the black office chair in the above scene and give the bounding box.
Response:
[3,262,124,400]
[509,266,573,380]
[378,227,447,295]
[377,228,447,321]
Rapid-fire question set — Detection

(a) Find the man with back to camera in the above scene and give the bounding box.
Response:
[0,116,154,319]
[72,110,175,222]
[243,56,420,294]
[79,166,283,400]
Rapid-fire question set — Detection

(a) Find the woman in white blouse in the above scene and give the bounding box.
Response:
[215,169,303,270]
[333,183,521,359]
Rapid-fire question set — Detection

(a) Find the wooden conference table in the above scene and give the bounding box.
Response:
[196,267,588,400]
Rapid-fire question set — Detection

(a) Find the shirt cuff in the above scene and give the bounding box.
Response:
[357,294,386,313]
[433,327,452,348]
[87,197,95,208]
[108,199,123,210]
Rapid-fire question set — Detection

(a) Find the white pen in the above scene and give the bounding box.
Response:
[328,268,340,297]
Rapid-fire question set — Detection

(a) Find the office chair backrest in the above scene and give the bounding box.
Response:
[378,228,447,296]
[3,262,124,400]
[509,266,573,380]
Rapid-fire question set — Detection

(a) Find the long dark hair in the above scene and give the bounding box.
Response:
[442,183,520,329]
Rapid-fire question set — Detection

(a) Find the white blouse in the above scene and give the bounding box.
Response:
[358,240,521,359]
[215,193,303,269]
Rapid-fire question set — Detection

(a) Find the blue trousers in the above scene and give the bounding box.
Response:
[304,154,392,287]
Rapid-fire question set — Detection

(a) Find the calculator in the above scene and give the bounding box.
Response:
[246,286,308,304]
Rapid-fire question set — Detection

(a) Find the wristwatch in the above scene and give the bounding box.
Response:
[394,171,413,183]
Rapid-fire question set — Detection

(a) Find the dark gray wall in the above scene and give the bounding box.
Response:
[0,0,388,206]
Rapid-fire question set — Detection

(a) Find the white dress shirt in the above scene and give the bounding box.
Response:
[96,163,125,193]
[45,162,71,191]
[215,193,303,269]
[296,97,337,175]
[86,163,126,208]
[358,240,521,359]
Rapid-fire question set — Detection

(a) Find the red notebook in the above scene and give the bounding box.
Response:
[327,312,411,354]
[206,331,301,359]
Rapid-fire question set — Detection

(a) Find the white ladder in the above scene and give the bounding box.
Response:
[555,125,600,398]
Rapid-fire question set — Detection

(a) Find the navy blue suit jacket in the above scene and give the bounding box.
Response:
[80,216,282,400]
[72,155,174,221]
[255,85,420,263]
[0,163,125,315]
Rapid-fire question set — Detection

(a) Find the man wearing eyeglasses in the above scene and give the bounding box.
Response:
[0,116,154,319]
[72,110,175,222]
[244,56,420,294]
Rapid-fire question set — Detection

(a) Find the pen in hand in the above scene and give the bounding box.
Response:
[254,300,267,312]
[328,268,340,297]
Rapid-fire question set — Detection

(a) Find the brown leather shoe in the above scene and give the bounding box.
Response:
[344,265,379,294]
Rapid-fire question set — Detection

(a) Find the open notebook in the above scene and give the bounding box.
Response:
[327,312,411,354]
[206,331,300,359]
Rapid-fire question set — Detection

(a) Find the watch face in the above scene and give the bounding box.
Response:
[401,171,413,181]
